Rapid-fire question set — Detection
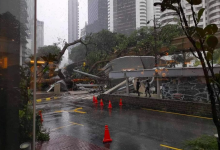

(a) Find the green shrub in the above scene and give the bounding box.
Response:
[183,135,218,150]
[19,107,50,144]
[37,131,50,142]
[19,66,50,144]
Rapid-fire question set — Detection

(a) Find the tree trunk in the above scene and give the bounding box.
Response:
[198,52,220,150]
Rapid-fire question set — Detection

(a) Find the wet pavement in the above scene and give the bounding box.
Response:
[37,93,216,150]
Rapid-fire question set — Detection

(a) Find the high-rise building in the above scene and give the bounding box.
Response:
[36,20,44,51]
[86,0,108,34]
[146,0,161,26]
[208,0,220,27]
[159,0,220,28]
[80,22,87,38]
[108,0,148,35]
[68,0,79,55]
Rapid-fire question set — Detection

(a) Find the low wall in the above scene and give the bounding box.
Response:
[99,94,212,117]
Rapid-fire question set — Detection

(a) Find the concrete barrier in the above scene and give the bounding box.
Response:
[99,94,213,117]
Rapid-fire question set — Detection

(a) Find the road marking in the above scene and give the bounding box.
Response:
[70,122,84,126]
[55,110,66,113]
[54,108,86,114]
[142,108,212,120]
[50,122,84,131]
[71,107,87,114]
[37,99,42,103]
[160,144,182,150]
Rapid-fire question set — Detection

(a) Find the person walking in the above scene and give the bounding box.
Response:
[136,78,141,96]
[145,79,151,97]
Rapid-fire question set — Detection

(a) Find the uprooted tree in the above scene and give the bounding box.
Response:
[154,0,220,148]
[69,26,184,75]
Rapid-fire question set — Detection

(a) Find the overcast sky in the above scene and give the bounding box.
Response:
[37,0,88,67]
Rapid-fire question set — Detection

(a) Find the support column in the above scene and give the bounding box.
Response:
[157,77,160,98]
[126,77,129,95]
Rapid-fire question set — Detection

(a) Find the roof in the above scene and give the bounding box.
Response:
[109,67,220,79]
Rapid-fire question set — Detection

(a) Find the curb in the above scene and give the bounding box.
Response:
[28,96,62,104]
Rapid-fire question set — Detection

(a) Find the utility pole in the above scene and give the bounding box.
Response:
[154,15,157,68]
[153,15,160,98]
[33,0,37,149]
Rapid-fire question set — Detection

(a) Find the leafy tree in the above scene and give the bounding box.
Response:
[194,58,201,67]
[213,49,220,64]
[37,44,62,62]
[69,30,127,74]
[155,0,220,148]
[116,24,184,67]
[69,44,86,63]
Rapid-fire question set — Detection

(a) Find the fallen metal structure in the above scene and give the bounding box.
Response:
[73,69,101,79]
[47,80,68,92]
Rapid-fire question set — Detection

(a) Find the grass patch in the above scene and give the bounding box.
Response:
[183,135,218,150]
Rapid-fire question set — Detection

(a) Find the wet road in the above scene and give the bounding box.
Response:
[37,94,216,150]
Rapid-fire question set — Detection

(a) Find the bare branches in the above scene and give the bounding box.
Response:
[189,48,199,59]
[190,2,197,27]
[57,38,83,62]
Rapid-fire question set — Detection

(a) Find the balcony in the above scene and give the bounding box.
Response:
[209,15,220,22]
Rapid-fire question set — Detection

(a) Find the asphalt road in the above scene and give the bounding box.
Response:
[37,93,216,150]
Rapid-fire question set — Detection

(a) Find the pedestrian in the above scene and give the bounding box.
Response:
[136,78,140,96]
[145,79,151,97]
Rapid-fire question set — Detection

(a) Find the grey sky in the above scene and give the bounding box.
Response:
[37,0,88,67]
[38,0,88,45]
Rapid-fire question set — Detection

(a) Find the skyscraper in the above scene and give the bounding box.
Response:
[68,0,79,53]
[108,0,148,35]
[159,0,220,28]
[86,0,108,34]
[37,20,44,51]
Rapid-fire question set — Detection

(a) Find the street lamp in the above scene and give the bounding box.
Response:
[147,15,161,98]
[32,0,37,149]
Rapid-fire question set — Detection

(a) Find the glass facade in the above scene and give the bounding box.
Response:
[0,0,35,149]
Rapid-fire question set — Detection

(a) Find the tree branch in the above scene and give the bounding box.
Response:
[190,2,197,27]
[57,38,83,62]
[88,60,110,74]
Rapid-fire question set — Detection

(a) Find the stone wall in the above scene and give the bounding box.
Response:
[162,77,209,103]
[99,94,212,117]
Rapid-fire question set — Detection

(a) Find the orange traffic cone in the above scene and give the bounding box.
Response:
[38,110,43,123]
[108,100,112,109]
[93,96,95,103]
[103,125,112,143]
[100,99,104,106]
[95,97,98,104]
[119,98,123,106]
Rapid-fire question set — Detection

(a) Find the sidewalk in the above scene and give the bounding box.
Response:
[36,135,109,150]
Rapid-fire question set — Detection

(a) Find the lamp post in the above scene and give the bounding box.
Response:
[147,15,160,98]
[32,0,37,149]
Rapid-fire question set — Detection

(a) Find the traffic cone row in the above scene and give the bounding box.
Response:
[93,96,123,108]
